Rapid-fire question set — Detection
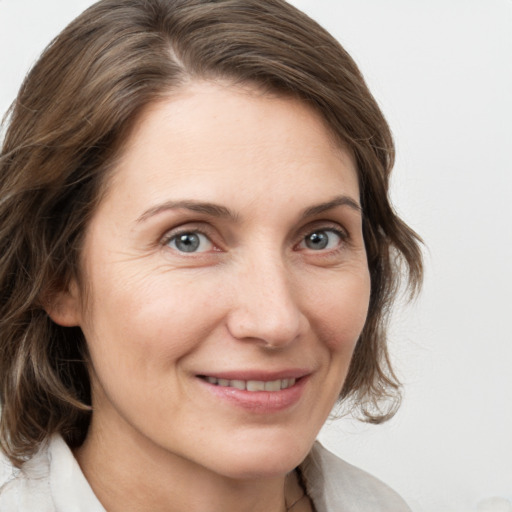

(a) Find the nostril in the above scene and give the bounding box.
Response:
[226,304,304,348]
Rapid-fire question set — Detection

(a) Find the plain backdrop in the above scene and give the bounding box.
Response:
[1,1,511,511]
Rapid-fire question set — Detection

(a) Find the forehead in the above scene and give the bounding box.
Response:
[102,80,359,215]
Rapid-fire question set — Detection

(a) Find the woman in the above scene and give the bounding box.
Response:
[0,0,422,510]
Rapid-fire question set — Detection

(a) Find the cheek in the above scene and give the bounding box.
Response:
[308,266,371,353]
[79,264,222,373]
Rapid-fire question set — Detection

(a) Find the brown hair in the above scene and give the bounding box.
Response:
[0,0,422,466]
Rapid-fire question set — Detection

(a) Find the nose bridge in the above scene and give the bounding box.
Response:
[227,247,304,347]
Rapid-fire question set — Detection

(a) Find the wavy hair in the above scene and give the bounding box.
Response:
[0,0,422,466]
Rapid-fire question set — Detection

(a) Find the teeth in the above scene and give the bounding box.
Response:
[264,380,281,391]
[231,380,246,390]
[247,380,265,391]
[203,377,297,391]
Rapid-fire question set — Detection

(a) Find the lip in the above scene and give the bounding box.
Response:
[196,369,311,413]
[198,368,310,381]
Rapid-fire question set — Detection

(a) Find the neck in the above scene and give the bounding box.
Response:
[74,419,303,512]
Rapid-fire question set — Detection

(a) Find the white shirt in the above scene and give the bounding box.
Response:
[0,435,411,511]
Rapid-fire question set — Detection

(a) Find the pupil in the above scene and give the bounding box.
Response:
[176,233,200,252]
[306,231,328,250]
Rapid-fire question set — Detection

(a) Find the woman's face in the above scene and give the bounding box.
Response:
[59,82,371,478]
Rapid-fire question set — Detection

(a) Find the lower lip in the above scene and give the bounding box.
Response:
[198,376,309,413]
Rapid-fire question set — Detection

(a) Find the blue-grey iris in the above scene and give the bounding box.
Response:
[305,231,329,250]
[175,233,200,252]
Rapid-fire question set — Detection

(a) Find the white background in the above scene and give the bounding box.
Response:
[1,1,511,511]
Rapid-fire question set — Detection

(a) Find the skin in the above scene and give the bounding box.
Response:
[50,81,371,512]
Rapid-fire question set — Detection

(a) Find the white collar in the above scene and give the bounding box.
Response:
[47,435,105,512]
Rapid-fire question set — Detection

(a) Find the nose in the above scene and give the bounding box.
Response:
[226,254,307,348]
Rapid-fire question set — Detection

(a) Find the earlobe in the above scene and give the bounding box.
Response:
[44,281,82,327]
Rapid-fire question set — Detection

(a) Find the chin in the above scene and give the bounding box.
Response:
[202,431,315,480]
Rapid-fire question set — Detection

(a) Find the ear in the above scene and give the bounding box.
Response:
[44,280,82,327]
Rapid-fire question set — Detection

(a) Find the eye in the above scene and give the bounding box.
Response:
[166,231,214,253]
[299,229,344,251]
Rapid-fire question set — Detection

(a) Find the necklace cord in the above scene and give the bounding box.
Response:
[284,467,309,511]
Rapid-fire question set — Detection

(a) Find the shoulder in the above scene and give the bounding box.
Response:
[0,441,55,511]
[300,442,412,512]
[0,435,105,512]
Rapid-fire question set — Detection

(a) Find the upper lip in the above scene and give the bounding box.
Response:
[197,369,311,381]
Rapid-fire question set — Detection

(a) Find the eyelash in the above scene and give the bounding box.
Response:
[162,228,216,254]
[161,224,349,255]
[296,225,348,253]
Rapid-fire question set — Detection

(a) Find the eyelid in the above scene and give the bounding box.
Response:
[169,231,213,253]
[298,220,349,239]
[160,224,220,253]
[295,222,349,251]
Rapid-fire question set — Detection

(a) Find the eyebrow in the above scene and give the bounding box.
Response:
[136,195,361,224]
[300,195,362,218]
[137,200,238,223]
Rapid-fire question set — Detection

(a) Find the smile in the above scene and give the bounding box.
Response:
[197,372,309,412]
[202,377,296,392]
